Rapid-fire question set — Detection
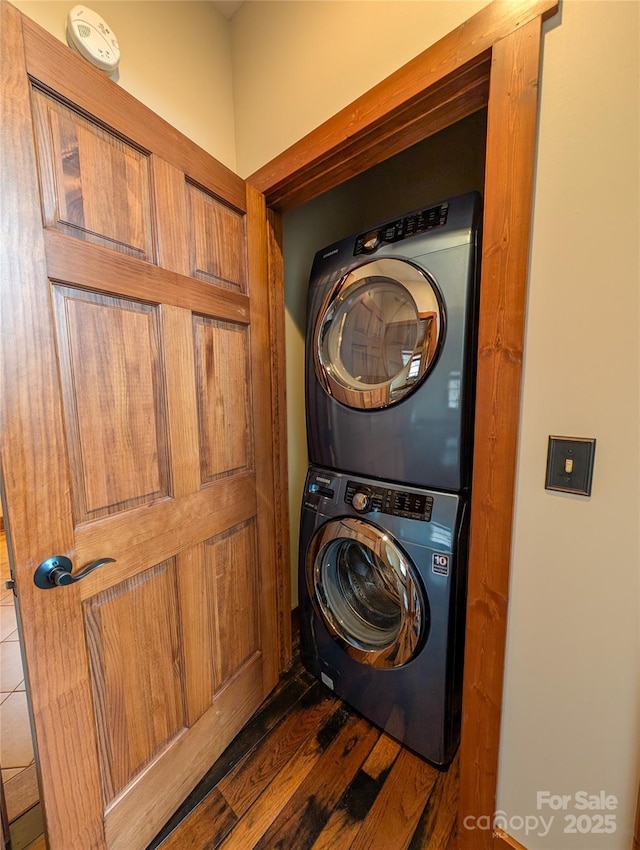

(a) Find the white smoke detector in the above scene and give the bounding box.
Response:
[66,5,120,75]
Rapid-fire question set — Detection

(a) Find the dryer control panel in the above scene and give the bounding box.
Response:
[345,481,433,522]
[354,202,449,256]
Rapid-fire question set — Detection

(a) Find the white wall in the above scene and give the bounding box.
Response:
[13,0,237,169]
[231,1,640,848]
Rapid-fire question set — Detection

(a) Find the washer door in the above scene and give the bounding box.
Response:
[307,517,427,668]
[314,258,444,410]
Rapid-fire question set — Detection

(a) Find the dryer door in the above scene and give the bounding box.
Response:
[307,516,428,668]
[314,258,444,410]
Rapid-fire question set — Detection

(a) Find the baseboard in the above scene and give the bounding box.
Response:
[494,827,529,850]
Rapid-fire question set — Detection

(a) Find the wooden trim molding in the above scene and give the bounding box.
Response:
[459,17,544,850]
[251,54,490,212]
[266,208,292,669]
[247,1,559,846]
[494,827,529,850]
[249,0,557,210]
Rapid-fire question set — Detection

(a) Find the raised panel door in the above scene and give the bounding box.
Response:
[0,5,279,849]
[31,87,155,260]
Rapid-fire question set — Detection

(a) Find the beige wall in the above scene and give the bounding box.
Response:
[230,0,489,178]
[231,1,640,848]
[13,0,237,169]
[497,2,639,847]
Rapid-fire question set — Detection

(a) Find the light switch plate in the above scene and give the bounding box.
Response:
[545,436,596,496]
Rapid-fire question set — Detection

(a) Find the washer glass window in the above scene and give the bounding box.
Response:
[308,517,426,668]
[315,258,443,409]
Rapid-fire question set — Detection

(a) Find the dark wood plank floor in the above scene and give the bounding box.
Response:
[147,650,459,850]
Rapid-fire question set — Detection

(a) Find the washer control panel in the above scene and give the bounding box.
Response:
[345,482,433,522]
[354,202,449,256]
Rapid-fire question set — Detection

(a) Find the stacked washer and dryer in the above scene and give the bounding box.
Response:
[298,192,482,767]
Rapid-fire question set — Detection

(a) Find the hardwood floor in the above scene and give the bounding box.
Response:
[148,649,459,850]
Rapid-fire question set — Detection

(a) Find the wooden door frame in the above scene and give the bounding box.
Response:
[249,2,559,848]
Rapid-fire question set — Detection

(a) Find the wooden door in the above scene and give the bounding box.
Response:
[0,4,279,848]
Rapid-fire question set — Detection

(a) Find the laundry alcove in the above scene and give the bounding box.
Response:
[249,2,560,847]
[281,108,487,606]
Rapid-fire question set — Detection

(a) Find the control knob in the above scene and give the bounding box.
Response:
[362,231,379,252]
[351,490,371,513]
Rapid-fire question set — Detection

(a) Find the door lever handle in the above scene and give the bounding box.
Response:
[34,555,115,589]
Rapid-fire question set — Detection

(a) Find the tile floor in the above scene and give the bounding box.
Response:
[0,530,40,820]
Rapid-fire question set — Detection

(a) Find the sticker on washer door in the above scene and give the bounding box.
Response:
[432,553,450,576]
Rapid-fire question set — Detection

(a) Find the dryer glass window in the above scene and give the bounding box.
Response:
[315,258,443,409]
[308,517,426,668]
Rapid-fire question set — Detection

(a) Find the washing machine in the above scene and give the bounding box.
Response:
[305,191,481,492]
[298,465,469,766]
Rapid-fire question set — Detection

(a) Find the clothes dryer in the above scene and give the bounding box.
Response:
[305,192,481,492]
[298,465,469,766]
